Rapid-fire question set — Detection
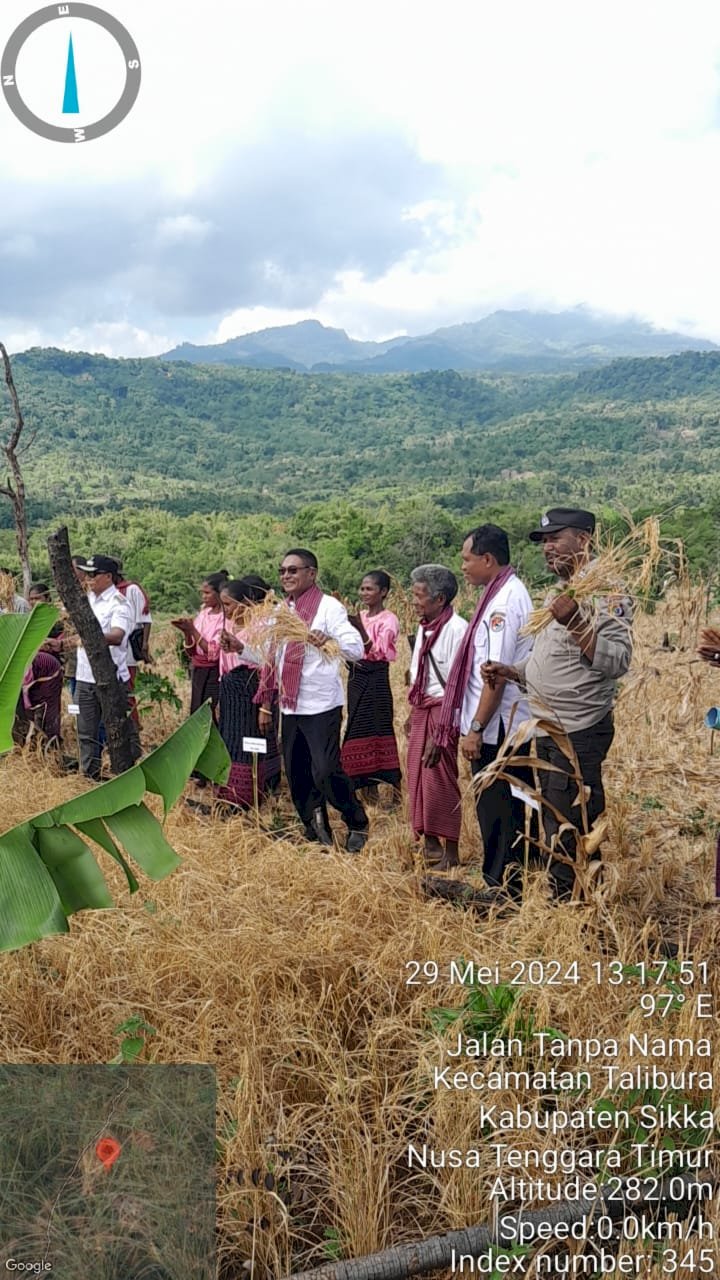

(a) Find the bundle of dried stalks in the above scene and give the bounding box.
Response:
[241,596,343,664]
[522,515,666,636]
[0,570,17,611]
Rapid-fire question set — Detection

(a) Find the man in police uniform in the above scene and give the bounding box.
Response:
[482,508,632,899]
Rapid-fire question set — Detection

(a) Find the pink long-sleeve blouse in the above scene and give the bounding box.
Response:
[361,609,399,662]
[189,607,225,668]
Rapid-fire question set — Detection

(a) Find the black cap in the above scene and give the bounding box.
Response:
[528,508,596,542]
[76,554,119,575]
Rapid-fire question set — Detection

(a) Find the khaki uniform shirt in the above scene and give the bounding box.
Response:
[514,583,632,736]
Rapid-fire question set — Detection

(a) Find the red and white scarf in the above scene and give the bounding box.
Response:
[433,565,515,747]
[408,605,454,706]
[278,584,324,712]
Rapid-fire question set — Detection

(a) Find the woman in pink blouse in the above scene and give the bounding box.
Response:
[341,570,402,803]
[171,572,227,720]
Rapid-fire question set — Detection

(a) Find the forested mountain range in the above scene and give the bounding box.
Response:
[3,346,720,607]
[162,310,717,373]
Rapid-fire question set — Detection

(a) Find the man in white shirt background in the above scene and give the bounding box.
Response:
[114,558,152,728]
[74,554,141,779]
[258,548,369,851]
[0,567,30,614]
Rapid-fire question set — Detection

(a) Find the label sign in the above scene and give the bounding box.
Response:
[242,737,267,754]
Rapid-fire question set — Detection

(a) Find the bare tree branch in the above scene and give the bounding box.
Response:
[0,342,32,594]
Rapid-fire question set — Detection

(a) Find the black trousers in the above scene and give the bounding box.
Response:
[282,707,368,832]
[471,728,535,889]
[77,679,141,780]
[534,711,615,897]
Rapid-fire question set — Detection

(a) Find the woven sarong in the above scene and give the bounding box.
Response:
[214,666,281,807]
[407,696,461,841]
[341,660,401,787]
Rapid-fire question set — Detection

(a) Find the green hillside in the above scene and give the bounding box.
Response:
[2,348,720,608]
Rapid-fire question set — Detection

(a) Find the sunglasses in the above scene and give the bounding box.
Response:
[278,565,309,576]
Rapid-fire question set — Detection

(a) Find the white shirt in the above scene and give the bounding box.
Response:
[75,585,133,684]
[460,574,533,742]
[410,613,469,698]
[278,593,364,716]
[0,594,30,614]
[120,582,152,668]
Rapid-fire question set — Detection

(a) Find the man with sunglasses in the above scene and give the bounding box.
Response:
[74,554,141,779]
[258,549,369,851]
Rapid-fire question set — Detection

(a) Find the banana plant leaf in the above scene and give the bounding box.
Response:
[0,702,230,952]
[0,604,59,754]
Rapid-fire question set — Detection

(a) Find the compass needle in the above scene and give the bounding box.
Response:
[62,33,79,115]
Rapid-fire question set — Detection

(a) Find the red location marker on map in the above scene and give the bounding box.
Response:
[95,1137,122,1170]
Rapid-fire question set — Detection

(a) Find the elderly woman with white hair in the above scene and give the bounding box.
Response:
[406,564,468,869]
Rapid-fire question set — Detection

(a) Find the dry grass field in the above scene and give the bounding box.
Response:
[1,593,719,1278]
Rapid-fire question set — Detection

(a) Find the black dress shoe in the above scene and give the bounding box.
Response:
[311,808,334,846]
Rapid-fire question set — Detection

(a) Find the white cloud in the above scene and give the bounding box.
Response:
[155,215,213,246]
[59,322,172,358]
[3,325,45,353]
[2,0,720,350]
[1,234,37,259]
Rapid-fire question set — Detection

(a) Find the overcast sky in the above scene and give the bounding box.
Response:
[2,0,720,356]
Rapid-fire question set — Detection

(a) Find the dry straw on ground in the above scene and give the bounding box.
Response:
[0,597,719,1278]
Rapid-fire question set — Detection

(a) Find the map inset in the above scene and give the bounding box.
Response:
[0,1065,215,1279]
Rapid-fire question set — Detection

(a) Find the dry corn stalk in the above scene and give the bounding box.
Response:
[241,594,343,664]
[521,515,666,636]
[387,573,417,638]
[0,570,17,612]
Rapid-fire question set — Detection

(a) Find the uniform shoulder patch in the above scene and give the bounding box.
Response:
[606,592,627,618]
[489,612,505,632]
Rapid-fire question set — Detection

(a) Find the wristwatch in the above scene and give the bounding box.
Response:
[470,719,486,733]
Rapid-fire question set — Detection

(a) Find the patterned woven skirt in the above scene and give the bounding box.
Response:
[407,696,462,841]
[341,660,401,789]
[190,662,220,716]
[215,665,281,808]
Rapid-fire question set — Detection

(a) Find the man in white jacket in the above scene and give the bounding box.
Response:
[456,524,533,887]
[258,548,369,851]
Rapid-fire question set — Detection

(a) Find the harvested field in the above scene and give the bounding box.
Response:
[1,597,719,1278]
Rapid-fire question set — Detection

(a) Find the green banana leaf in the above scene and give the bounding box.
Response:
[0,604,59,754]
[0,702,230,952]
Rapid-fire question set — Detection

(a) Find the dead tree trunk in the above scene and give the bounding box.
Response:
[287,1173,708,1280]
[0,343,32,595]
[48,526,136,775]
